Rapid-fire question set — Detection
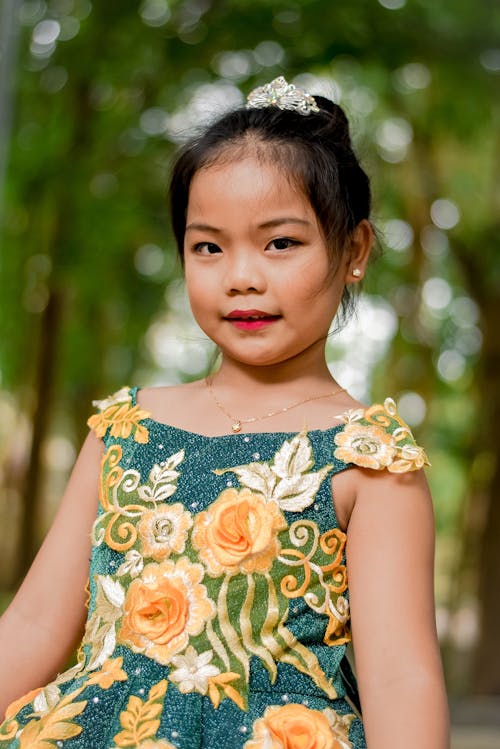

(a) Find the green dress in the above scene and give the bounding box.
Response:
[0,386,428,749]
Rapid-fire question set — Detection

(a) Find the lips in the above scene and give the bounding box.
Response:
[224,309,281,330]
[225,309,280,321]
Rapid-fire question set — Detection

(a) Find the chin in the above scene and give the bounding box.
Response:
[221,345,300,368]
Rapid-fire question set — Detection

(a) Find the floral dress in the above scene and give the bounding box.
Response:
[0,386,428,749]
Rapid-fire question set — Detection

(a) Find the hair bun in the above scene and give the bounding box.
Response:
[313,95,352,148]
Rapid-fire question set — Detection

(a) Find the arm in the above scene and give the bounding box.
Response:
[342,468,449,749]
[0,431,102,718]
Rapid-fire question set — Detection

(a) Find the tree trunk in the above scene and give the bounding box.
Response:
[470,300,500,694]
[16,289,62,581]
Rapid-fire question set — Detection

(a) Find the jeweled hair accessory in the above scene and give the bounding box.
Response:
[246,76,320,116]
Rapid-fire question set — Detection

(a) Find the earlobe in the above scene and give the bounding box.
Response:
[346,220,373,283]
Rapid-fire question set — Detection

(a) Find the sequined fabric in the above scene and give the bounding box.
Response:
[1,387,427,749]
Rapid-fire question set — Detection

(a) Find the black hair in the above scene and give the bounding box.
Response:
[169,91,372,325]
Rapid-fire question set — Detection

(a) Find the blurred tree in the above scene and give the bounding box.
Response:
[0,0,498,693]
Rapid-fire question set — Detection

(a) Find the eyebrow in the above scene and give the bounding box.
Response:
[258,217,311,229]
[185,217,311,233]
[185,222,223,234]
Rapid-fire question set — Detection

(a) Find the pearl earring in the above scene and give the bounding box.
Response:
[352,268,362,278]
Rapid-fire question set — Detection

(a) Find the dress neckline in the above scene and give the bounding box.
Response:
[133,385,346,440]
[142,415,346,441]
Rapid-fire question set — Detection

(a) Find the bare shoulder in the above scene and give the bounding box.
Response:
[136,380,207,428]
[333,463,432,528]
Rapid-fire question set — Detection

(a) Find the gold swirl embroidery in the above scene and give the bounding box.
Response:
[279,549,312,598]
[363,403,393,428]
[0,718,20,741]
[92,445,144,552]
[278,521,350,647]
[267,574,338,700]
[364,399,417,446]
[278,520,319,598]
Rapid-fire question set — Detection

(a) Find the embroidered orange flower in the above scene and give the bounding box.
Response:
[192,488,287,576]
[118,557,214,664]
[4,687,42,720]
[138,503,193,561]
[334,423,396,470]
[244,703,354,749]
[136,741,177,749]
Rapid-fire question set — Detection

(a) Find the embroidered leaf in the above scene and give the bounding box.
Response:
[85,623,117,671]
[82,575,123,670]
[206,673,243,710]
[214,463,277,498]
[162,449,185,472]
[85,657,128,689]
[117,549,144,578]
[337,407,364,424]
[138,703,163,721]
[88,402,150,444]
[53,661,85,686]
[272,467,332,511]
[149,680,168,702]
[138,451,185,503]
[18,688,87,748]
[113,680,167,747]
[221,683,245,710]
[272,432,314,479]
[207,679,221,709]
[134,424,149,444]
[101,575,126,608]
[31,685,61,716]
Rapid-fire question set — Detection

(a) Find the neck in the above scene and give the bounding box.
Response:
[212,342,337,395]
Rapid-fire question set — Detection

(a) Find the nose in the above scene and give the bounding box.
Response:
[223,249,267,295]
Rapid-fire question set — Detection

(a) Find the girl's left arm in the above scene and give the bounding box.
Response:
[344,467,450,749]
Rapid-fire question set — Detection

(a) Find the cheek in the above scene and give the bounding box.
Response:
[289,261,335,304]
[185,264,205,301]
[185,270,218,326]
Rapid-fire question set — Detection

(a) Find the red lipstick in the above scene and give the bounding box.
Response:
[225,309,281,331]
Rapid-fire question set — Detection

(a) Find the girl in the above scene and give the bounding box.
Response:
[0,76,449,748]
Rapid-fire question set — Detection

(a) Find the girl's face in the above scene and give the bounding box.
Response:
[183,156,352,369]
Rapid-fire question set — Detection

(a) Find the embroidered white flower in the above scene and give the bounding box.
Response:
[92,386,131,411]
[169,646,220,694]
[137,503,193,561]
[117,549,144,578]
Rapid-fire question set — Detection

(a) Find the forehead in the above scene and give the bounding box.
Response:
[186,156,316,225]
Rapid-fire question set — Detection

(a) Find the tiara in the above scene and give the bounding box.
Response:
[246,76,320,116]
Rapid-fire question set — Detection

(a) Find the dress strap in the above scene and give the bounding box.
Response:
[129,385,140,407]
[333,397,429,473]
[87,385,151,444]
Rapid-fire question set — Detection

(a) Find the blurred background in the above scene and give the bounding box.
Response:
[0,0,499,745]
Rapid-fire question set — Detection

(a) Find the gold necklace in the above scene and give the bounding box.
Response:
[205,376,346,433]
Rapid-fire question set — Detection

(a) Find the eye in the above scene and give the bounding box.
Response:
[193,242,222,255]
[267,237,299,251]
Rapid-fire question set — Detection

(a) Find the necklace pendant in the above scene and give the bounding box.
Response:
[232,421,242,433]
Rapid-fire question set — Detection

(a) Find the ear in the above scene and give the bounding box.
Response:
[344,220,374,283]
